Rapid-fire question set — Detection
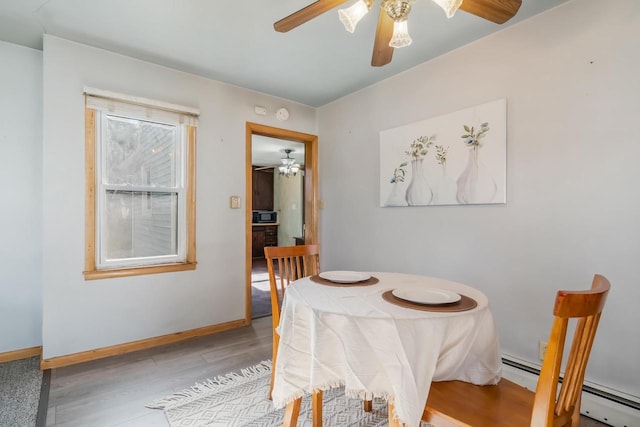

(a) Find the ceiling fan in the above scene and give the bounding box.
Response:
[274,0,522,67]
[254,149,304,177]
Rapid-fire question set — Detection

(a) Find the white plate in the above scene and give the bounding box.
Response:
[319,271,371,283]
[392,288,461,305]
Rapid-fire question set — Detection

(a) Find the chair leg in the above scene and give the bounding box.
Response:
[312,390,323,427]
[364,399,373,412]
[283,397,302,427]
[269,333,279,400]
[388,403,404,427]
[570,394,582,427]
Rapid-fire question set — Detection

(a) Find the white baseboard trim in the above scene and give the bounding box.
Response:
[501,355,640,427]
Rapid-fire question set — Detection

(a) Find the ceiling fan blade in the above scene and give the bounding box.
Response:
[371,9,394,67]
[459,0,522,24]
[274,0,350,32]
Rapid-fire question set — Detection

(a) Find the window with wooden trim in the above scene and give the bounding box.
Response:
[84,88,198,280]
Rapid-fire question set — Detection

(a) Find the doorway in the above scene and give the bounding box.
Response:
[245,123,318,323]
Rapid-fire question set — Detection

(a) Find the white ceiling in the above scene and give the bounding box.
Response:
[252,135,305,167]
[0,0,568,107]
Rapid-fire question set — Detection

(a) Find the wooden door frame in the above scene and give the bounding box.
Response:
[245,122,318,323]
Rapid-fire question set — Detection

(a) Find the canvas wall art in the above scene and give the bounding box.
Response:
[380,98,506,207]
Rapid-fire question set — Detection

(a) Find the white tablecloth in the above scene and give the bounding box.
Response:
[271,272,502,426]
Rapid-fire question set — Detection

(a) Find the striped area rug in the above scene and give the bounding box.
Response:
[147,361,390,426]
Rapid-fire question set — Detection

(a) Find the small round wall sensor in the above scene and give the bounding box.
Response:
[276,107,289,121]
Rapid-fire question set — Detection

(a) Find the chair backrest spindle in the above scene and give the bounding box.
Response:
[264,244,320,328]
[531,274,610,426]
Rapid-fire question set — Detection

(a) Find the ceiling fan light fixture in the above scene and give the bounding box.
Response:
[389,19,412,48]
[382,0,414,48]
[339,0,374,33]
[431,0,463,18]
[382,0,413,21]
[279,149,301,178]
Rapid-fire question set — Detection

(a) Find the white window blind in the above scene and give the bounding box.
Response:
[84,86,199,127]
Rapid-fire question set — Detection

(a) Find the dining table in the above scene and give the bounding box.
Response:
[270,271,503,427]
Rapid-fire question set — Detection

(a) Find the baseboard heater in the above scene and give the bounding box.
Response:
[501,356,640,427]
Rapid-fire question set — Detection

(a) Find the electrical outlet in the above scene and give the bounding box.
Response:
[539,340,548,361]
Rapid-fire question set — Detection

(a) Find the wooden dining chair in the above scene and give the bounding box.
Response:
[397,274,610,427]
[264,244,320,397]
[264,244,323,426]
[265,244,372,426]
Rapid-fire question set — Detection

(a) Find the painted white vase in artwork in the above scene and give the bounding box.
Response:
[385,182,408,206]
[432,164,457,205]
[456,148,497,204]
[406,158,432,205]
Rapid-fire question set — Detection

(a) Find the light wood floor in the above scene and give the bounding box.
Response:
[252,257,273,318]
[45,315,610,426]
[46,317,273,426]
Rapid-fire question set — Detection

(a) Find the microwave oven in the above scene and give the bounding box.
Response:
[253,210,277,223]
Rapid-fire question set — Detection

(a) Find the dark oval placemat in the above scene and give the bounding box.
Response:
[310,275,379,287]
[382,290,477,312]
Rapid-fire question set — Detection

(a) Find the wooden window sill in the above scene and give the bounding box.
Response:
[83,262,197,280]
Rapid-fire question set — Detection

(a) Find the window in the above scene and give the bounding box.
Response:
[84,88,198,280]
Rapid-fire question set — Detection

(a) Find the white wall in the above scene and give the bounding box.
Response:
[274,172,304,246]
[41,35,316,359]
[0,41,43,353]
[317,0,640,398]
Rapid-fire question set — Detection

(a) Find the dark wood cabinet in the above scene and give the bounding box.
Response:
[264,225,278,247]
[252,168,274,210]
[252,225,278,258]
[252,229,266,258]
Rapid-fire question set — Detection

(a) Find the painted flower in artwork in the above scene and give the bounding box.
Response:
[405,135,436,159]
[390,162,408,184]
[435,145,449,165]
[461,123,490,149]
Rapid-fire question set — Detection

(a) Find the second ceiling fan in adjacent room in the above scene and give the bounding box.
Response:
[254,149,303,178]
[274,0,522,67]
